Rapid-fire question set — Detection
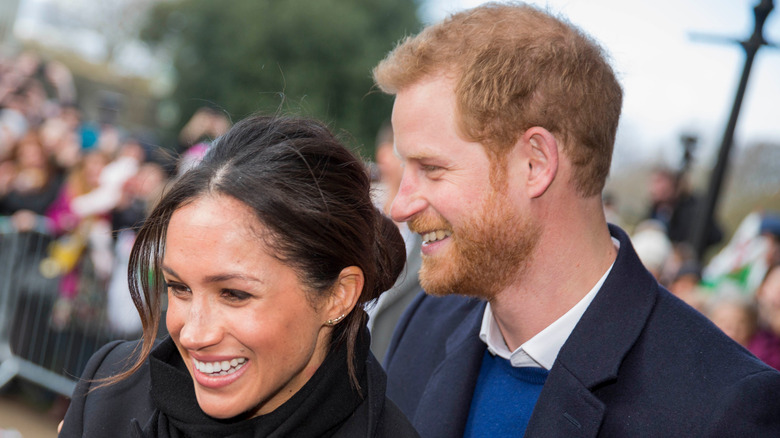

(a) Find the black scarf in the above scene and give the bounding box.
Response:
[134,330,369,438]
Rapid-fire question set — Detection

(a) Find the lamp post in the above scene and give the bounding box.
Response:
[691,0,776,262]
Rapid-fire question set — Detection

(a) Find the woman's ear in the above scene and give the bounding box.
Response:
[324,266,364,325]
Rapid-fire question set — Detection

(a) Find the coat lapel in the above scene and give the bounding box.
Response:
[413,301,486,438]
[525,366,605,438]
[526,225,659,437]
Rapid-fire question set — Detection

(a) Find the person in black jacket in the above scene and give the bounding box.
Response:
[59,115,420,438]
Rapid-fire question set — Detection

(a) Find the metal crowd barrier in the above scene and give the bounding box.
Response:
[0,229,126,397]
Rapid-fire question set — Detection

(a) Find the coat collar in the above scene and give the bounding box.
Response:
[555,224,658,388]
[525,224,659,437]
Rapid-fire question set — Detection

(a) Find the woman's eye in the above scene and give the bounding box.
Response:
[221,289,252,302]
[164,281,190,296]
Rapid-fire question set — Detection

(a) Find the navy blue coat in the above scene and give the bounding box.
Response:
[385,225,780,437]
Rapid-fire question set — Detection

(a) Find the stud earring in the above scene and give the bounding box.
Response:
[326,314,346,326]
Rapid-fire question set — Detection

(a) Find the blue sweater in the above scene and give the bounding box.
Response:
[464,350,549,437]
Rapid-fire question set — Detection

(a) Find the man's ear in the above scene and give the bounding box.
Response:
[324,266,364,325]
[522,127,559,198]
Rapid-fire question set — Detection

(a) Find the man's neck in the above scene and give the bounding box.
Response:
[490,218,617,351]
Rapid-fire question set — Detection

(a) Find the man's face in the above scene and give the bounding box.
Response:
[390,75,539,299]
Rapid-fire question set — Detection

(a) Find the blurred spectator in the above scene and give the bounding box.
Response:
[70,138,145,219]
[631,219,672,281]
[366,121,422,362]
[38,106,84,171]
[669,261,706,312]
[107,161,168,337]
[42,60,77,105]
[0,104,28,158]
[0,130,64,231]
[45,151,109,235]
[178,106,231,148]
[372,121,401,215]
[41,150,112,327]
[176,107,230,175]
[112,161,167,232]
[708,294,758,348]
[0,93,30,156]
[645,167,722,250]
[749,263,780,370]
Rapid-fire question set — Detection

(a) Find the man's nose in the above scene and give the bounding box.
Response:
[390,169,427,223]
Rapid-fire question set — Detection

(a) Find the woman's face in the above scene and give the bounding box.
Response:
[164,195,333,419]
[17,138,47,169]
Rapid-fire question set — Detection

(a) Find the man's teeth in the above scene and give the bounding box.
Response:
[194,357,247,376]
[422,230,452,244]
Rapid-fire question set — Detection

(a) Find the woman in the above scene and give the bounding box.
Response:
[59,115,420,437]
[0,130,64,228]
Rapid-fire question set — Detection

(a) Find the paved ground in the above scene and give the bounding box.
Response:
[0,384,63,438]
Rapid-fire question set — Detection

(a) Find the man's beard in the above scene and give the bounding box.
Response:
[409,189,540,300]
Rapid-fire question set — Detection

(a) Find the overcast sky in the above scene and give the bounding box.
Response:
[422,0,780,168]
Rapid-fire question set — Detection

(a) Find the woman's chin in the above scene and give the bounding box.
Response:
[199,402,244,420]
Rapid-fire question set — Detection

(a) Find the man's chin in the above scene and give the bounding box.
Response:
[418,258,456,296]
[419,264,494,299]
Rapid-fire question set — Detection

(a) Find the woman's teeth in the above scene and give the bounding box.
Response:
[422,230,452,244]
[194,357,247,376]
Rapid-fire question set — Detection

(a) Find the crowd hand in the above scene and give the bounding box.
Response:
[11,209,40,233]
[39,223,89,279]
[179,107,217,146]
[179,107,230,146]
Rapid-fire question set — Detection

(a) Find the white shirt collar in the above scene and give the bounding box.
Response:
[479,238,619,369]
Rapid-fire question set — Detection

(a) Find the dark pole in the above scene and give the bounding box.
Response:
[691,0,775,262]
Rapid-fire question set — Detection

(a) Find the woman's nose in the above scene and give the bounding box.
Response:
[175,297,223,350]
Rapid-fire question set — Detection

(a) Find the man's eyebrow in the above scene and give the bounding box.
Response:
[403,150,438,162]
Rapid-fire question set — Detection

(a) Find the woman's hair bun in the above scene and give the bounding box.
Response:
[371,210,407,297]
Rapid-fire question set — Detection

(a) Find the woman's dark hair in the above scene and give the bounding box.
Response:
[118,115,406,389]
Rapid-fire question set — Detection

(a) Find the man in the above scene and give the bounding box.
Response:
[372,3,780,437]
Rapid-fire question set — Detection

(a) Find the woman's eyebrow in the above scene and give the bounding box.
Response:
[202,273,264,284]
[162,266,179,278]
[163,266,263,284]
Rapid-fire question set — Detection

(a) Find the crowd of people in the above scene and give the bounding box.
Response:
[625,167,780,371]
[0,52,176,340]
[3,2,780,436]
[0,52,239,343]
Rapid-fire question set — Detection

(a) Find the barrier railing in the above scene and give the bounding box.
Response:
[0,228,129,397]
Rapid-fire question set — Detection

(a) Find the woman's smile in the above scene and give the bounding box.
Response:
[190,356,250,389]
